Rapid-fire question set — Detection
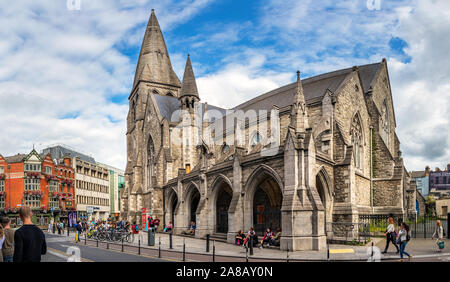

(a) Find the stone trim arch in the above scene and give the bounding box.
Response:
[243,164,284,234]
[209,174,234,234]
[315,166,333,200]
[244,164,284,196]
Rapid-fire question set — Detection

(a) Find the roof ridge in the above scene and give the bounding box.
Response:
[232,61,382,110]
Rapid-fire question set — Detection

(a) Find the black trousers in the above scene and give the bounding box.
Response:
[384,232,399,252]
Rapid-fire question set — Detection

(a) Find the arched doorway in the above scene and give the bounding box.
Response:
[216,184,233,234]
[315,169,332,235]
[252,175,282,235]
[188,188,200,224]
[170,192,178,227]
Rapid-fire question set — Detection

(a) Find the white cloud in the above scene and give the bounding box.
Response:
[0,0,212,169]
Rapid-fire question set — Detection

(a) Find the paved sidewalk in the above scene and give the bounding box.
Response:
[48,230,449,261]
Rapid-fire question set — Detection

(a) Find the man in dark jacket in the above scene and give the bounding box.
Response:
[13,206,47,262]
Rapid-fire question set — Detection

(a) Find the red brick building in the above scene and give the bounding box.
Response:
[0,149,76,226]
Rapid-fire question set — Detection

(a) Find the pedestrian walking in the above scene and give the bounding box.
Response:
[382,217,399,254]
[75,221,82,243]
[0,224,5,262]
[1,217,15,262]
[132,221,139,241]
[47,222,52,233]
[13,206,47,262]
[397,222,412,262]
[432,220,445,252]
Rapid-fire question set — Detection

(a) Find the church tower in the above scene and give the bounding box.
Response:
[123,9,181,223]
[178,55,201,173]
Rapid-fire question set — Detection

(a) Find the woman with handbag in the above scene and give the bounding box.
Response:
[397,222,412,262]
[382,217,399,254]
[432,220,444,252]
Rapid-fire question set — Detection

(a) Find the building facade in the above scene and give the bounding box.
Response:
[0,149,76,226]
[43,145,111,221]
[411,166,430,196]
[98,163,125,221]
[429,165,450,199]
[122,10,415,251]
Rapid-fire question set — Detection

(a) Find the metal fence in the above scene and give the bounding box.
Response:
[406,216,447,239]
[325,222,370,245]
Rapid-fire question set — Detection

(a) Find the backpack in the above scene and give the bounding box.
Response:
[133,224,139,232]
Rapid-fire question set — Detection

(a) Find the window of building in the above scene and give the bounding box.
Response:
[250,132,262,149]
[351,114,363,170]
[25,195,40,207]
[380,99,390,147]
[45,166,51,174]
[25,178,40,191]
[0,166,4,173]
[222,143,230,154]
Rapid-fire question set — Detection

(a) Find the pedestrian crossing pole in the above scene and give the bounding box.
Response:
[182,238,186,262]
[212,240,215,262]
[158,237,161,258]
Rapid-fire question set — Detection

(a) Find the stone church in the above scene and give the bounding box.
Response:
[121,10,417,251]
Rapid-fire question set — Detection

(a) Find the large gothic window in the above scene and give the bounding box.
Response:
[147,136,155,188]
[380,99,390,147]
[351,114,363,170]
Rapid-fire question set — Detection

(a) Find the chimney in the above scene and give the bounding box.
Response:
[425,166,431,176]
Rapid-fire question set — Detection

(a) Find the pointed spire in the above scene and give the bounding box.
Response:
[132,9,181,90]
[290,70,309,131]
[179,54,199,99]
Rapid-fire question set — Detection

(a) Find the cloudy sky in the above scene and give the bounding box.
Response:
[0,0,448,171]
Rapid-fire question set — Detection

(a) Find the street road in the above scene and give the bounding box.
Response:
[43,233,172,262]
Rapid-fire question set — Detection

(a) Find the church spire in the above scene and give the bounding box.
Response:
[290,70,309,131]
[179,54,200,99]
[132,9,181,91]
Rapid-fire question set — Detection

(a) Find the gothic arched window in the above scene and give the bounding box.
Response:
[381,99,390,147]
[351,114,363,170]
[147,136,155,188]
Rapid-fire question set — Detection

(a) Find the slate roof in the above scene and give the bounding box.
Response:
[233,63,381,113]
[42,146,96,164]
[4,154,27,163]
[180,55,199,98]
[154,94,227,122]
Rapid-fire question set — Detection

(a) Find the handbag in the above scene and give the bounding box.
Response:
[438,241,445,249]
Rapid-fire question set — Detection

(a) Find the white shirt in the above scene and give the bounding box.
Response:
[0,235,5,250]
[386,224,395,233]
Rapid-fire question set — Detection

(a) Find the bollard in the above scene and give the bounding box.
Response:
[424,219,426,239]
[158,237,161,258]
[249,235,254,256]
[122,238,124,252]
[286,249,289,263]
[327,240,330,260]
[206,234,210,253]
[85,234,87,245]
[183,238,186,262]
[107,241,109,250]
[67,225,69,237]
[169,232,173,249]
[97,237,99,247]
[245,244,248,262]
[138,237,141,255]
[212,240,215,262]
[371,241,374,261]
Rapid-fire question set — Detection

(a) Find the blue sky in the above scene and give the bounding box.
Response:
[0,0,449,171]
